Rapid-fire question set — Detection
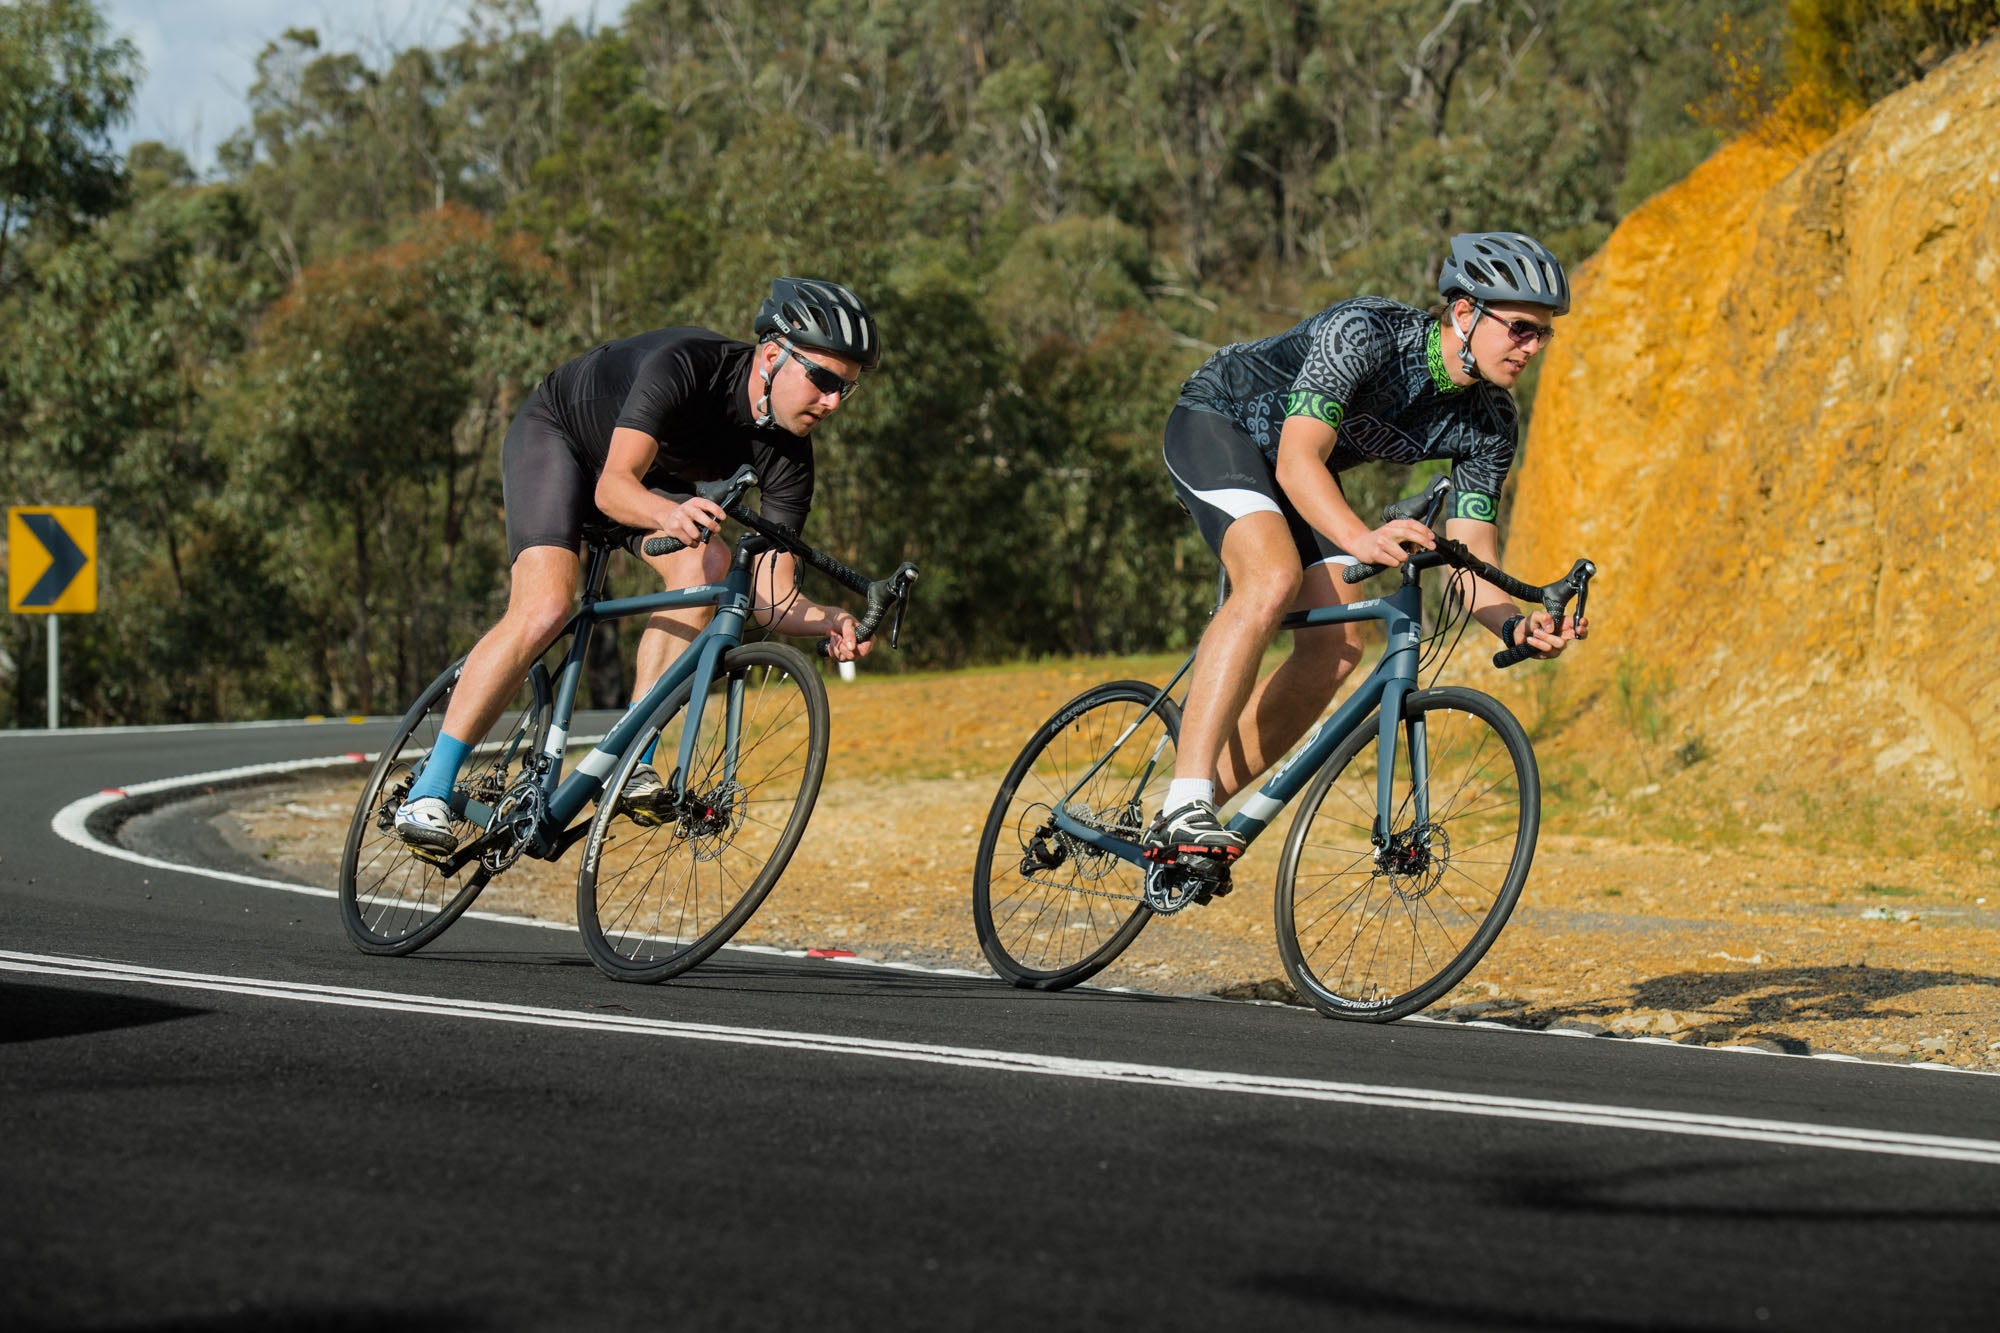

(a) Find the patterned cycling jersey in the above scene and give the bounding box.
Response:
[1176,296,1517,522]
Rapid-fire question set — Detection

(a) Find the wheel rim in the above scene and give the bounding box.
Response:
[1286,698,1529,1012]
[342,677,544,949]
[977,689,1172,982]
[586,650,823,969]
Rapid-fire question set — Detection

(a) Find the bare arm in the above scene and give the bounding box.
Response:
[1447,517,1583,657]
[1273,415,1435,566]
[595,426,725,544]
[751,548,868,662]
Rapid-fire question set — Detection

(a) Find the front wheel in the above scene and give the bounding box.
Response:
[1275,686,1538,1022]
[577,640,829,983]
[972,681,1179,990]
[338,661,552,955]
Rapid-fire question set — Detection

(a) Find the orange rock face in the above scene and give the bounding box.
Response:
[1508,41,2000,807]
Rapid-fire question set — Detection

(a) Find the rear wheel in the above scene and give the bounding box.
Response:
[972,681,1179,989]
[577,641,829,983]
[1274,686,1537,1021]
[338,661,552,955]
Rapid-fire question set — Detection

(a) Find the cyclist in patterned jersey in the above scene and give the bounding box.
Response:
[1145,232,1589,867]
[393,278,880,850]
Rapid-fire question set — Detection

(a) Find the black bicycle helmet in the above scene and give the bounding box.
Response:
[1437,232,1569,315]
[754,277,881,371]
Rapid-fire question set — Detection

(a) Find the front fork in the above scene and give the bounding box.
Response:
[659,662,747,808]
[1372,683,1430,849]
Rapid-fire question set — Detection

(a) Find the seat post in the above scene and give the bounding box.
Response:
[580,540,614,608]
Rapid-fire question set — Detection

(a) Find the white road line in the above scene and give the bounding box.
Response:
[48,753,582,934]
[44,753,2000,1077]
[8,949,2000,1167]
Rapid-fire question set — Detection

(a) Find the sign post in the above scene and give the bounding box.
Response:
[7,506,98,729]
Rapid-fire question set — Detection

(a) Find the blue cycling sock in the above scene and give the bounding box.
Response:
[405,732,473,804]
[638,735,659,767]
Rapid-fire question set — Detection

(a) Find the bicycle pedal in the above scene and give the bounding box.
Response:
[1143,861,1228,914]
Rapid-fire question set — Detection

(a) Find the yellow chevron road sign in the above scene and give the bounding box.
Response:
[8,506,98,614]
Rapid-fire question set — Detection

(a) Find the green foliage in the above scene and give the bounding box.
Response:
[6,0,1821,723]
[236,206,570,713]
[0,0,136,276]
[1790,0,2000,103]
[1613,652,1676,780]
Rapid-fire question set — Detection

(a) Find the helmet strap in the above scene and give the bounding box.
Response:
[1454,299,1487,381]
[753,340,788,428]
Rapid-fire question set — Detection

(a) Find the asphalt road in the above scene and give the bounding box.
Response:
[4,720,1998,1331]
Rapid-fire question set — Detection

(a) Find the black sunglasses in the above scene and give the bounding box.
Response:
[780,339,861,399]
[1479,311,1556,347]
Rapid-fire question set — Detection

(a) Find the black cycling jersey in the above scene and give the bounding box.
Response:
[1176,297,1516,522]
[535,326,814,531]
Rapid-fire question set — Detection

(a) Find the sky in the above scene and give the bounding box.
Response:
[98,1,633,173]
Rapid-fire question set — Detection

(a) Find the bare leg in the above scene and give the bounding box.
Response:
[438,545,580,744]
[1174,512,1304,786]
[1214,561,1368,802]
[631,535,730,701]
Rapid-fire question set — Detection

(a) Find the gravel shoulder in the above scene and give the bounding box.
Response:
[219,654,2000,1072]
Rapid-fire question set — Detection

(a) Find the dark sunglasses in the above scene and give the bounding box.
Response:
[1480,312,1556,347]
[780,339,861,399]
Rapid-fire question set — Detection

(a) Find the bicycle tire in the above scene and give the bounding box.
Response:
[577,640,829,983]
[338,661,553,955]
[1274,685,1538,1021]
[972,681,1180,989]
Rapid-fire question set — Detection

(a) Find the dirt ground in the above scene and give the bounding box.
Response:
[231,652,2000,1072]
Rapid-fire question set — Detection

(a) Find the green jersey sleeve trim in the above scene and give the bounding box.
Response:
[1282,390,1345,428]
[1452,489,1499,522]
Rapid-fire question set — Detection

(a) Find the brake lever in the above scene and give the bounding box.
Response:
[1535,559,1596,635]
[888,563,918,650]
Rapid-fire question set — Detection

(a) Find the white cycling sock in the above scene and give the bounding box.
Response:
[1164,778,1215,814]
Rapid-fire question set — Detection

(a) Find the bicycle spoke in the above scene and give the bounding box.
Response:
[579,643,828,982]
[974,685,1174,988]
[1277,687,1536,1021]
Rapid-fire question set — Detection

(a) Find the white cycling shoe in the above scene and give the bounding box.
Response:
[617,763,668,814]
[393,795,457,851]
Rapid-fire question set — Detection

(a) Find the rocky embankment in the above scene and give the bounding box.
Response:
[1507,40,2000,809]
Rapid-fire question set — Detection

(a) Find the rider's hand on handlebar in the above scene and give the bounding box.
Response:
[821,609,872,663]
[1346,518,1435,569]
[658,497,727,548]
[1515,609,1590,659]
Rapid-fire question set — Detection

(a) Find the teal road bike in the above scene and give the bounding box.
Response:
[972,476,1594,1021]
[339,465,918,982]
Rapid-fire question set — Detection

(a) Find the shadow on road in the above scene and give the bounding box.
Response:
[0,981,207,1045]
[1535,962,2000,1049]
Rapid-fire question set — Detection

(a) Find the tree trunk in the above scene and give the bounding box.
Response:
[352,487,373,714]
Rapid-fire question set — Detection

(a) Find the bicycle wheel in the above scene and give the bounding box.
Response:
[577,640,829,983]
[338,661,552,955]
[1275,685,1538,1021]
[973,681,1179,990]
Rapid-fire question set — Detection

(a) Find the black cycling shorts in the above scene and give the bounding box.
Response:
[1161,406,1355,570]
[501,393,689,562]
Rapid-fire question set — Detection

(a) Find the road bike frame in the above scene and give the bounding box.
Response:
[1049,564,1432,866]
[434,532,774,873]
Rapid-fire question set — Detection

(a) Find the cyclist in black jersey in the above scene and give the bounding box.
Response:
[393,278,881,850]
[1145,232,1590,866]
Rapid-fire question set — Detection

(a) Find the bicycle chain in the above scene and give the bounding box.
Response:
[1011,872,1146,904]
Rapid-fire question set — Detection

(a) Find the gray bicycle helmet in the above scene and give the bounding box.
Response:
[1437,232,1569,315]
[754,277,881,371]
